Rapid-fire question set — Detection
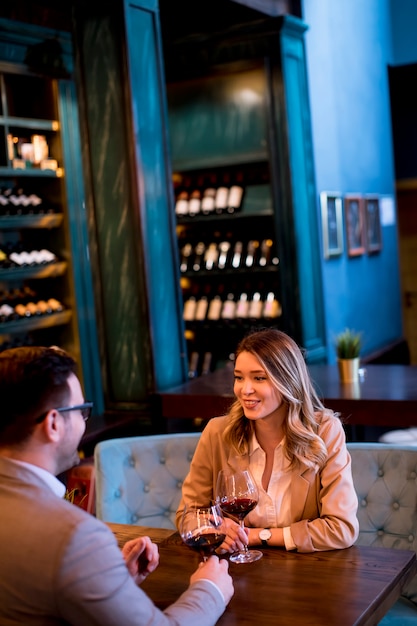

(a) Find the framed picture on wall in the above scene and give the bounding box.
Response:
[365,196,382,253]
[344,195,365,256]
[320,192,343,259]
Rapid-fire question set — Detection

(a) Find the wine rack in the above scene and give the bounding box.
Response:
[0,68,76,355]
[174,161,283,377]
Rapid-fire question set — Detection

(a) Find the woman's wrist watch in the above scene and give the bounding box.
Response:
[259,528,272,546]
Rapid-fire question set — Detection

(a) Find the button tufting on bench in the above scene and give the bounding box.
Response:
[347,442,417,620]
[95,433,201,530]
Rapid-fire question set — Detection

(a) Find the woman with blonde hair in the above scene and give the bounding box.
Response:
[176,328,359,553]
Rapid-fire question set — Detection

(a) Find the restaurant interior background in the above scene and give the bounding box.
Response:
[0,0,416,449]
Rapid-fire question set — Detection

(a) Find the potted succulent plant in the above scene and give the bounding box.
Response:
[335,328,362,383]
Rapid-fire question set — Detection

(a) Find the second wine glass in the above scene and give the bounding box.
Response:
[180,504,226,561]
[216,469,263,563]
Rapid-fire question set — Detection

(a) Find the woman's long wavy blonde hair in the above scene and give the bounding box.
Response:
[223,329,337,470]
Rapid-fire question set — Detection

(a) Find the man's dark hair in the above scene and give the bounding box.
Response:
[0,346,76,446]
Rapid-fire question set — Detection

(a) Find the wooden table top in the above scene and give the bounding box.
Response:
[106,522,174,548]
[109,523,417,626]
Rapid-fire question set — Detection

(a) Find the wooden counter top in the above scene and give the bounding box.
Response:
[159,363,417,430]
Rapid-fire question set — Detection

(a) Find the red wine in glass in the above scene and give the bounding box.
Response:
[180,504,226,561]
[183,531,226,559]
[220,498,257,520]
[216,469,263,563]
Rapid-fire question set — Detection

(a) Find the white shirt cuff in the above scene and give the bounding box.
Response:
[283,526,297,551]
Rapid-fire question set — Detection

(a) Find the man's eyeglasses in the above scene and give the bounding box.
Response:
[35,402,94,424]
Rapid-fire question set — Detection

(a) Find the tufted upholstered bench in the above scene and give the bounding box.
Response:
[347,443,417,625]
[94,436,417,622]
[94,433,201,529]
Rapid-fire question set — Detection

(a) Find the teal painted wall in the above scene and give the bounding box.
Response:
[302,0,403,363]
[390,0,417,65]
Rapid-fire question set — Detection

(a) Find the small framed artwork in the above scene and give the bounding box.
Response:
[344,195,365,257]
[365,196,382,253]
[320,192,343,259]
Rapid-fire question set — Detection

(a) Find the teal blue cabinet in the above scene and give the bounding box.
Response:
[165,14,326,366]
[73,4,325,422]
[0,18,103,413]
[74,0,187,412]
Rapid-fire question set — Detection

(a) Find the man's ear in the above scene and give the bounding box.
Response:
[41,410,61,443]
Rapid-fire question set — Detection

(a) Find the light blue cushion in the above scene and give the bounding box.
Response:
[94,433,201,529]
[347,443,417,623]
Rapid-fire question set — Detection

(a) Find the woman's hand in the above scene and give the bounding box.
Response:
[121,536,160,584]
[219,517,249,553]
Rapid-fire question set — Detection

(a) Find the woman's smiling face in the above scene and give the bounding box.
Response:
[233,350,285,423]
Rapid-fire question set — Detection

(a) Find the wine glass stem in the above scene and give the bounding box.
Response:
[240,520,249,553]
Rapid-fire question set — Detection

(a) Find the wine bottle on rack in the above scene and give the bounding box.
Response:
[231,241,243,269]
[175,190,189,217]
[188,175,204,217]
[195,295,209,321]
[217,241,231,269]
[175,176,191,217]
[201,351,213,375]
[207,294,223,321]
[7,187,23,215]
[180,243,193,273]
[227,171,244,214]
[26,193,43,214]
[188,190,201,217]
[188,351,200,379]
[192,242,206,271]
[236,292,249,318]
[263,292,282,318]
[194,284,211,321]
[204,242,219,270]
[248,292,263,319]
[221,293,236,320]
[1,188,12,215]
[215,172,230,214]
[258,239,272,266]
[245,240,259,267]
[201,174,217,215]
[183,295,197,321]
[0,188,10,215]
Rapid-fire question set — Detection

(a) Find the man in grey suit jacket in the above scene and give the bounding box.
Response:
[0,346,233,625]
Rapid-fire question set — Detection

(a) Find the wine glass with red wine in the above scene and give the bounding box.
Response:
[180,504,226,561]
[216,469,263,563]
